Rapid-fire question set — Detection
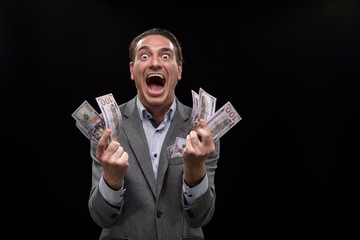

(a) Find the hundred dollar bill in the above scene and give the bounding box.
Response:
[76,121,101,143]
[190,90,199,124]
[96,93,122,142]
[72,101,105,143]
[207,101,241,141]
[190,88,217,130]
[198,88,216,120]
[172,137,186,158]
[167,144,180,159]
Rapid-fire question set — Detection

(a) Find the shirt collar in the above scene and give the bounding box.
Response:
[136,95,177,123]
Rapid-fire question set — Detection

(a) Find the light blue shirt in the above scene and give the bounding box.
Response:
[99,96,208,207]
[136,96,176,181]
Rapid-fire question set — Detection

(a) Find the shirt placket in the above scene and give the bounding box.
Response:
[150,128,161,180]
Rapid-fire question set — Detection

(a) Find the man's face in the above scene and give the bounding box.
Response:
[130,34,182,111]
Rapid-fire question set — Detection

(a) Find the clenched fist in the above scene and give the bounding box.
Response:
[96,129,129,190]
[183,119,215,187]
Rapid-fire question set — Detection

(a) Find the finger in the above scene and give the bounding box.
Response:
[189,130,201,150]
[197,120,215,155]
[197,128,213,146]
[183,134,194,154]
[96,129,111,159]
[198,119,212,135]
[119,151,129,166]
[111,144,124,160]
[198,120,214,144]
[105,141,121,156]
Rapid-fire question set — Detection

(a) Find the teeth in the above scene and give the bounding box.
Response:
[147,73,164,79]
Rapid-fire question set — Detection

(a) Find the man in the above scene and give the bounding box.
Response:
[89,28,220,239]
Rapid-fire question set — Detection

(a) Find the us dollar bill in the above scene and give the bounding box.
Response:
[168,89,242,159]
[172,137,186,158]
[207,101,241,141]
[96,93,122,142]
[71,101,105,143]
[76,121,101,143]
[190,90,199,125]
[168,137,187,158]
[168,102,241,158]
[190,88,217,130]
[167,144,181,159]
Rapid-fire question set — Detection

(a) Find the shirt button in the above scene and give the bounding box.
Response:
[154,153,157,158]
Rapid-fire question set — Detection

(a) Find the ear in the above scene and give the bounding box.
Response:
[129,62,134,80]
[177,62,183,80]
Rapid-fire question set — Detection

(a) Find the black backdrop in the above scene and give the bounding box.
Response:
[2,0,359,239]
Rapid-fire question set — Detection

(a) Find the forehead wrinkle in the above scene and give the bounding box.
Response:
[159,47,174,54]
[137,45,150,53]
[136,36,175,53]
[137,46,174,54]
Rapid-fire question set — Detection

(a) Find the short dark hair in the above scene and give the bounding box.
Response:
[129,28,183,65]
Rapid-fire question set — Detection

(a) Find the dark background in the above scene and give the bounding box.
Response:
[2,0,359,239]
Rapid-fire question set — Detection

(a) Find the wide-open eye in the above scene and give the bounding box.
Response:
[141,53,149,59]
[161,53,169,59]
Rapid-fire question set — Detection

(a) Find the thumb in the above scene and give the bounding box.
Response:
[199,119,211,134]
[96,129,111,159]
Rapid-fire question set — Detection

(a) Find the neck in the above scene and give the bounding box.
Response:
[140,98,173,126]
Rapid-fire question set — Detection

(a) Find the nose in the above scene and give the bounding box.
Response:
[149,56,161,70]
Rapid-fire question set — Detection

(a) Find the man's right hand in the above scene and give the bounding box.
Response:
[96,129,129,190]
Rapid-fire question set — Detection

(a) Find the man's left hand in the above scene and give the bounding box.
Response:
[183,119,215,187]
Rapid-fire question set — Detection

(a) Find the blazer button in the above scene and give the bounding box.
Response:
[156,210,163,219]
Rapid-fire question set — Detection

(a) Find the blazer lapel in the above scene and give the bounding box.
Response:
[121,97,157,198]
[156,99,191,198]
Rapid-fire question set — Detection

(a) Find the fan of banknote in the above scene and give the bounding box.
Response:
[72,89,241,156]
[168,88,242,158]
[71,93,122,144]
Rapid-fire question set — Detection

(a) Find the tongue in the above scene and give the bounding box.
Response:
[149,83,163,92]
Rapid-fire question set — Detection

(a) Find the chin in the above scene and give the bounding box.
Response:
[146,96,167,107]
[146,92,173,107]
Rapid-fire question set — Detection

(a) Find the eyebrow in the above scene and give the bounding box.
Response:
[137,46,174,54]
[137,46,150,52]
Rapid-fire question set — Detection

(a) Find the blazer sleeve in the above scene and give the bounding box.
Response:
[182,139,220,228]
[88,141,124,228]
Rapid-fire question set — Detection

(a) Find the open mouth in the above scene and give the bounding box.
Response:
[146,73,166,95]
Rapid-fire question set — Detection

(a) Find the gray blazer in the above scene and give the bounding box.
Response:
[89,96,220,240]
